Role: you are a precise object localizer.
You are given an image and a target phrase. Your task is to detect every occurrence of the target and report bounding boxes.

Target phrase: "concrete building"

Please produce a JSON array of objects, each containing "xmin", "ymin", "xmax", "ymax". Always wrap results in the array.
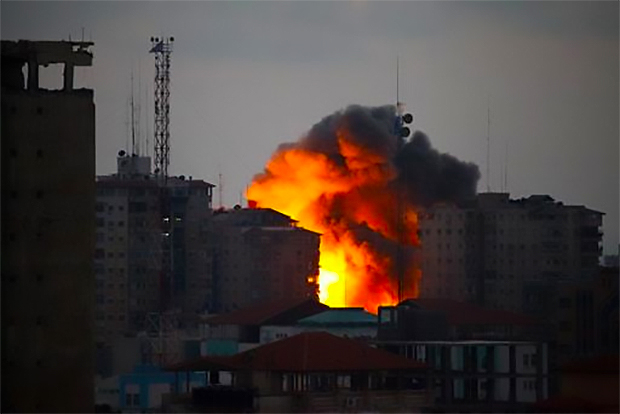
[
  {"xmin": 376, "ymin": 339, "xmax": 549, "ymax": 412},
  {"xmin": 534, "ymin": 354, "xmax": 619, "ymax": 413},
  {"xmin": 377, "ymin": 298, "xmax": 543, "ymax": 342},
  {"xmin": 95, "ymin": 154, "xmax": 215, "ymax": 363},
  {"xmin": 417, "ymin": 193, "xmax": 604, "ymax": 318},
  {"xmin": 200, "ymin": 297, "xmax": 328, "ymax": 355},
  {"xmin": 554, "ymin": 266, "xmax": 619, "ymax": 364},
  {"xmin": 167, "ymin": 332, "xmax": 431, "ymax": 413},
  {"xmin": 1, "ymin": 40, "xmax": 95, "ymax": 412},
  {"xmin": 212, "ymin": 208, "xmax": 320, "ymax": 312}
]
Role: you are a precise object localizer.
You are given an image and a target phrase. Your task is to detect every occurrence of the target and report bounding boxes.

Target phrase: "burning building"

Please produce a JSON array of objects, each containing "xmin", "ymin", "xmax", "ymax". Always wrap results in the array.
[{"xmin": 247, "ymin": 105, "xmax": 480, "ymax": 312}]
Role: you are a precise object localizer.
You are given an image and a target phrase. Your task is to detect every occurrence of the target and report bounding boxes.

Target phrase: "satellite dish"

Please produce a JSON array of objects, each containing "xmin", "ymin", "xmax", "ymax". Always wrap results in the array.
[{"xmin": 402, "ymin": 113, "xmax": 414, "ymax": 124}]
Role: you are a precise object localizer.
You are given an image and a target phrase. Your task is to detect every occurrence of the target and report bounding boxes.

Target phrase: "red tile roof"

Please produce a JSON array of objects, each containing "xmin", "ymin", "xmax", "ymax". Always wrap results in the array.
[
  {"xmin": 204, "ymin": 297, "xmax": 328, "ymax": 326},
  {"xmin": 405, "ymin": 298, "xmax": 537, "ymax": 325},
  {"xmin": 168, "ymin": 332, "xmax": 426, "ymax": 373}
]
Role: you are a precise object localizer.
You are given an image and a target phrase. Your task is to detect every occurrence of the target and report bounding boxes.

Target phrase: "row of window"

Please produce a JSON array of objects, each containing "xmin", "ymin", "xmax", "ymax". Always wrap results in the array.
[{"xmin": 94, "ymin": 249, "xmax": 126, "ymax": 259}]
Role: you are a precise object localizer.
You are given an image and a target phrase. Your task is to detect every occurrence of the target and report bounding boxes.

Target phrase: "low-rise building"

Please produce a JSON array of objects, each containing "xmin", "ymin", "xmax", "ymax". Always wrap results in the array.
[
  {"xmin": 261, "ymin": 307, "xmax": 377, "ymax": 344},
  {"xmin": 200, "ymin": 297, "xmax": 328, "ymax": 355},
  {"xmin": 166, "ymin": 331, "xmax": 431, "ymax": 413}
]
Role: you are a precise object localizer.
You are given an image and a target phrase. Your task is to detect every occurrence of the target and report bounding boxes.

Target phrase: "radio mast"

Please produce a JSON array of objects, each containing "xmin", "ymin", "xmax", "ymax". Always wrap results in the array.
[{"xmin": 149, "ymin": 36, "xmax": 174, "ymax": 181}]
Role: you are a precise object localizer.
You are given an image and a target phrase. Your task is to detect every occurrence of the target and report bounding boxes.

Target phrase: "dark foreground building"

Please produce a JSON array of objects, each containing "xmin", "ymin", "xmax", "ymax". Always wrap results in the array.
[{"xmin": 1, "ymin": 40, "xmax": 96, "ymax": 412}]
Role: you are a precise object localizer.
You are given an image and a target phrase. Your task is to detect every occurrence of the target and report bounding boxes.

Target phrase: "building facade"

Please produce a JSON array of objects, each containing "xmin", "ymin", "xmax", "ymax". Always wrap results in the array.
[
  {"xmin": 95, "ymin": 154, "xmax": 215, "ymax": 345},
  {"xmin": 212, "ymin": 208, "xmax": 320, "ymax": 312},
  {"xmin": 1, "ymin": 40, "xmax": 95, "ymax": 412},
  {"xmin": 554, "ymin": 266, "xmax": 619, "ymax": 364},
  {"xmin": 417, "ymin": 193, "xmax": 604, "ymax": 318}
]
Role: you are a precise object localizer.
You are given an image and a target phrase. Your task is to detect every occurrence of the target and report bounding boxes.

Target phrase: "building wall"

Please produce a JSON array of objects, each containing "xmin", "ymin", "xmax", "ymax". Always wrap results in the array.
[
  {"xmin": 379, "ymin": 340, "xmax": 548, "ymax": 406},
  {"xmin": 95, "ymin": 172, "xmax": 215, "ymax": 348},
  {"xmin": 417, "ymin": 194, "xmax": 603, "ymax": 319},
  {"xmin": 554, "ymin": 267, "xmax": 619, "ymax": 363},
  {"xmin": 2, "ymin": 41, "xmax": 95, "ymax": 412},
  {"xmin": 213, "ymin": 209, "xmax": 319, "ymax": 312}
]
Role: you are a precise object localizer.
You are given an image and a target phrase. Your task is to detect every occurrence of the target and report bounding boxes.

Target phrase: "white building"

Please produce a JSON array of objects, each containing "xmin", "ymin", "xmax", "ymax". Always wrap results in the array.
[{"xmin": 376, "ymin": 339, "xmax": 549, "ymax": 409}]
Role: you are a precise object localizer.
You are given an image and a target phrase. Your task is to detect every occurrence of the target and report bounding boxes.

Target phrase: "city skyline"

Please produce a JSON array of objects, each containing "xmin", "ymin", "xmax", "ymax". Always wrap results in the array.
[{"xmin": 2, "ymin": 1, "xmax": 617, "ymax": 254}]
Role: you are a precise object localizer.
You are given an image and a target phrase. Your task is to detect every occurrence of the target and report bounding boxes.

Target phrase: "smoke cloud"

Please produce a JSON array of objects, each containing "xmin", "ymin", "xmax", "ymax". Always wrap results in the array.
[{"xmin": 247, "ymin": 104, "xmax": 480, "ymax": 311}]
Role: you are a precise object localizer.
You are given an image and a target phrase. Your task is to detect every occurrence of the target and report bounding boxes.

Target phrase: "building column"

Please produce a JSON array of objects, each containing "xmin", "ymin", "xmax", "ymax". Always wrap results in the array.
[
  {"xmin": 508, "ymin": 345, "xmax": 516, "ymax": 404},
  {"xmin": 27, "ymin": 59, "xmax": 39, "ymax": 91},
  {"xmin": 63, "ymin": 62, "xmax": 74, "ymax": 91}
]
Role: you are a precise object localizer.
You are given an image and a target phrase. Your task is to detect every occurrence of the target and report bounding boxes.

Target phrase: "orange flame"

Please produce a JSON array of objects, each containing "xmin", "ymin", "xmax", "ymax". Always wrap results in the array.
[{"xmin": 247, "ymin": 123, "xmax": 421, "ymax": 312}]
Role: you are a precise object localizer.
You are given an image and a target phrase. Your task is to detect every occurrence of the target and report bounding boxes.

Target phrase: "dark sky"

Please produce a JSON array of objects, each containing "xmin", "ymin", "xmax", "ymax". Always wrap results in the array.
[{"xmin": 2, "ymin": 1, "xmax": 618, "ymax": 254}]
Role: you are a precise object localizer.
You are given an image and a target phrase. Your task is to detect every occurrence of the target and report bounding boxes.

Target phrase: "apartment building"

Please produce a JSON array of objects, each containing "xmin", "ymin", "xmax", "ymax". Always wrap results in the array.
[
  {"xmin": 554, "ymin": 266, "xmax": 619, "ymax": 363},
  {"xmin": 95, "ymin": 154, "xmax": 215, "ymax": 344},
  {"xmin": 212, "ymin": 208, "xmax": 320, "ymax": 312},
  {"xmin": 417, "ymin": 193, "xmax": 604, "ymax": 317},
  {"xmin": 1, "ymin": 40, "xmax": 95, "ymax": 412}
]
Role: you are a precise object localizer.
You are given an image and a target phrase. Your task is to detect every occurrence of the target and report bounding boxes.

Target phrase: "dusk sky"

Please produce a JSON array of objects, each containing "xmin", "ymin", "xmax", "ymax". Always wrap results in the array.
[{"xmin": 2, "ymin": 1, "xmax": 618, "ymax": 254}]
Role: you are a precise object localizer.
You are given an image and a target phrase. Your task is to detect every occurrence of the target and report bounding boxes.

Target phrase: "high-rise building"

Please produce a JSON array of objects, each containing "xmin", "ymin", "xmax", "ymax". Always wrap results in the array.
[
  {"xmin": 94, "ymin": 154, "xmax": 215, "ymax": 345},
  {"xmin": 1, "ymin": 40, "xmax": 95, "ymax": 412},
  {"xmin": 417, "ymin": 193, "xmax": 604, "ymax": 318},
  {"xmin": 212, "ymin": 208, "xmax": 320, "ymax": 312}
]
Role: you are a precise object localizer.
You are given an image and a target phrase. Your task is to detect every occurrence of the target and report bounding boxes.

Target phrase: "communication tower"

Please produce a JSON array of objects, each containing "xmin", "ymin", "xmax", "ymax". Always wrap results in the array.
[{"xmin": 149, "ymin": 36, "xmax": 174, "ymax": 181}]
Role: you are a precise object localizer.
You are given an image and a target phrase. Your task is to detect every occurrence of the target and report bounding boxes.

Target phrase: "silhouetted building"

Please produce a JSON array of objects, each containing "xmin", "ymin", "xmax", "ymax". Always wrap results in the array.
[
  {"xmin": 200, "ymin": 297, "xmax": 328, "ymax": 355},
  {"xmin": 554, "ymin": 266, "xmax": 619, "ymax": 364},
  {"xmin": 417, "ymin": 193, "xmax": 604, "ymax": 319},
  {"xmin": 166, "ymin": 332, "xmax": 431, "ymax": 413},
  {"xmin": 533, "ymin": 354, "xmax": 619, "ymax": 413},
  {"xmin": 376, "ymin": 300, "xmax": 550, "ymax": 412},
  {"xmin": 1, "ymin": 40, "xmax": 95, "ymax": 412},
  {"xmin": 212, "ymin": 208, "xmax": 320, "ymax": 312}
]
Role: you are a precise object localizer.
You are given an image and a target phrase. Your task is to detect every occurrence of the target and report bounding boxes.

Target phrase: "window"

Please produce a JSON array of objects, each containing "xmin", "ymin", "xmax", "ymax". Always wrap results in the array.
[
  {"xmin": 523, "ymin": 354, "xmax": 529, "ymax": 367},
  {"xmin": 94, "ymin": 249, "xmax": 105, "ymax": 259}
]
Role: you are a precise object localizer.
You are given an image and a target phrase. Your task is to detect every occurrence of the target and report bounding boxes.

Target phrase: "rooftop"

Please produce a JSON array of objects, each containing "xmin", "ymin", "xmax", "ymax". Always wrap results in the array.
[
  {"xmin": 168, "ymin": 331, "xmax": 426, "ymax": 373},
  {"xmin": 297, "ymin": 307, "xmax": 377, "ymax": 325},
  {"xmin": 395, "ymin": 298, "xmax": 537, "ymax": 326},
  {"xmin": 203, "ymin": 297, "xmax": 328, "ymax": 326}
]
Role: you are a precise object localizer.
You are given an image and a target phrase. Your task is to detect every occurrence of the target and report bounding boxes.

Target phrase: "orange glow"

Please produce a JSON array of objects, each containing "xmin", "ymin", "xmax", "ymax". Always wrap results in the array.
[{"xmin": 247, "ymin": 123, "xmax": 421, "ymax": 313}]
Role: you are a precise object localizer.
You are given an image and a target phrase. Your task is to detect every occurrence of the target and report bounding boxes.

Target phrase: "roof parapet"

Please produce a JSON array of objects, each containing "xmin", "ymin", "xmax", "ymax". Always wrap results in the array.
[{"xmin": 1, "ymin": 40, "xmax": 93, "ymax": 92}]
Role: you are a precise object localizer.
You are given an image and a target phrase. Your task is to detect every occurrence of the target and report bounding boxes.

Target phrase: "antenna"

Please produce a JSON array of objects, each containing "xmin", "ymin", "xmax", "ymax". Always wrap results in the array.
[
  {"xmin": 486, "ymin": 96, "xmax": 491, "ymax": 193},
  {"xmin": 124, "ymin": 94, "xmax": 130, "ymax": 155},
  {"xmin": 150, "ymin": 36, "xmax": 174, "ymax": 182},
  {"xmin": 218, "ymin": 166, "xmax": 224, "ymax": 209},
  {"xmin": 130, "ymin": 72, "xmax": 137, "ymax": 156},
  {"xmin": 396, "ymin": 55, "xmax": 399, "ymax": 105},
  {"xmin": 504, "ymin": 141, "xmax": 509, "ymax": 193},
  {"xmin": 137, "ymin": 61, "xmax": 143, "ymax": 156}
]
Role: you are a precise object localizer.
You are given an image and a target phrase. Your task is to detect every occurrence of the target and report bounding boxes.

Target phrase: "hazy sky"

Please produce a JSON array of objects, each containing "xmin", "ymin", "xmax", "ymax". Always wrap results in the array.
[{"xmin": 2, "ymin": 1, "xmax": 618, "ymax": 254}]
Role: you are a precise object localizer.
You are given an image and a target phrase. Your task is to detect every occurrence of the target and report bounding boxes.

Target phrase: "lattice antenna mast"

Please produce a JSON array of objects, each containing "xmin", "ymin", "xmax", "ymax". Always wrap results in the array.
[{"xmin": 149, "ymin": 36, "xmax": 174, "ymax": 180}]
